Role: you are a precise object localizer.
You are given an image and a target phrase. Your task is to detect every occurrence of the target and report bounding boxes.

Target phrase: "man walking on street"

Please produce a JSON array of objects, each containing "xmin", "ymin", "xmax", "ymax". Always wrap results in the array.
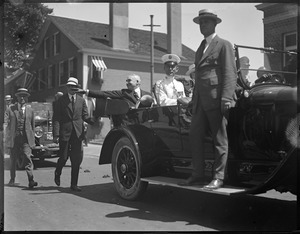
[
  {"xmin": 53, "ymin": 77, "xmax": 94, "ymax": 192},
  {"xmin": 180, "ymin": 9, "xmax": 237, "ymax": 190},
  {"xmin": 6, "ymin": 88, "xmax": 38, "ymax": 188},
  {"xmin": 4, "ymin": 94, "xmax": 13, "ymax": 156}
]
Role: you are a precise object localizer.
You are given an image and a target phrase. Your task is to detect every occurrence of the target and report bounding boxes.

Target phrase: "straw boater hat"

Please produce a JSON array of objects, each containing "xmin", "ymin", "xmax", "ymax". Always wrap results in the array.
[
  {"xmin": 15, "ymin": 88, "xmax": 30, "ymax": 97},
  {"xmin": 193, "ymin": 9, "xmax": 222, "ymax": 24},
  {"xmin": 5, "ymin": 95, "xmax": 12, "ymax": 100},
  {"xmin": 66, "ymin": 77, "xmax": 79, "ymax": 86},
  {"xmin": 186, "ymin": 64, "xmax": 195, "ymax": 76},
  {"xmin": 162, "ymin": 54, "xmax": 181, "ymax": 65}
]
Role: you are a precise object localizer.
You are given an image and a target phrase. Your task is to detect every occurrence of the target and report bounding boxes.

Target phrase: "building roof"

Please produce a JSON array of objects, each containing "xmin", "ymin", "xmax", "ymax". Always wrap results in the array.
[{"xmin": 48, "ymin": 15, "xmax": 195, "ymax": 62}]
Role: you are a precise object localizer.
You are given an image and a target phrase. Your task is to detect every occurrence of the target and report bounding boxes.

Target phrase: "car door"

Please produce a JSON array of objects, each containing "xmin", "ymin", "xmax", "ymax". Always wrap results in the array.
[{"xmin": 149, "ymin": 105, "xmax": 183, "ymax": 152}]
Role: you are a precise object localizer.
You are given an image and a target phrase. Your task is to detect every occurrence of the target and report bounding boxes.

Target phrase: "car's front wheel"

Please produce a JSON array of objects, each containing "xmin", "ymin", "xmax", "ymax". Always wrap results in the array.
[{"xmin": 111, "ymin": 137, "xmax": 148, "ymax": 200}]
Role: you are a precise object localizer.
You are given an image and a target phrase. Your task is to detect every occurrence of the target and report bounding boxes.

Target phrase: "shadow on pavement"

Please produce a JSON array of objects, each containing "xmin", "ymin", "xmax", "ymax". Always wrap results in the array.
[
  {"xmin": 4, "ymin": 158, "xmax": 71, "ymax": 170},
  {"xmin": 23, "ymin": 181, "xmax": 297, "ymax": 231}
]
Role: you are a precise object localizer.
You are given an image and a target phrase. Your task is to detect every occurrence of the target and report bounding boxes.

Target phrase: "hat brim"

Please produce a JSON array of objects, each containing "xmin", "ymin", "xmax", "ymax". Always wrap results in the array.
[
  {"xmin": 164, "ymin": 61, "xmax": 178, "ymax": 66},
  {"xmin": 66, "ymin": 82, "xmax": 79, "ymax": 87},
  {"xmin": 193, "ymin": 15, "xmax": 222, "ymax": 24},
  {"xmin": 15, "ymin": 92, "xmax": 30, "ymax": 97}
]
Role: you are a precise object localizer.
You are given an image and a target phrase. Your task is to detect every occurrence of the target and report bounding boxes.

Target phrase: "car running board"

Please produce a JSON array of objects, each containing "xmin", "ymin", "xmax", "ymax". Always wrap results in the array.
[{"xmin": 141, "ymin": 176, "xmax": 247, "ymax": 195}]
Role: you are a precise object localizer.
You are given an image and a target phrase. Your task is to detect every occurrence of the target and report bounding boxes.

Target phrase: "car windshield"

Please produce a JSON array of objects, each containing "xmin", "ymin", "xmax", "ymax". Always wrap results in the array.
[
  {"xmin": 235, "ymin": 45, "xmax": 297, "ymax": 89},
  {"xmin": 29, "ymin": 102, "xmax": 53, "ymax": 120}
]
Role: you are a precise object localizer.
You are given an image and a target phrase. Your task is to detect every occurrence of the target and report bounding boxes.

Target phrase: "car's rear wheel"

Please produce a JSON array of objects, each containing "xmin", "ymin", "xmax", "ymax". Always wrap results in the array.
[{"xmin": 111, "ymin": 137, "xmax": 148, "ymax": 200}]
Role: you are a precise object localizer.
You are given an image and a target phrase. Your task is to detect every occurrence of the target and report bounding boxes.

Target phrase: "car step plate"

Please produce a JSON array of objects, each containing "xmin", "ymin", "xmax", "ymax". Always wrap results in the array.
[{"xmin": 141, "ymin": 176, "xmax": 246, "ymax": 195}]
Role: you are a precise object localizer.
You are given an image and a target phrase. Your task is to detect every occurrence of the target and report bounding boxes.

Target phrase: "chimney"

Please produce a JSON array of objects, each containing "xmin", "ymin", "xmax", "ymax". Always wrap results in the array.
[
  {"xmin": 109, "ymin": 3, "xmax": 129, "ymax": 51},
  {"xmin": 167, "ymin": 3, "xmax": 182, "ymax": 57}
]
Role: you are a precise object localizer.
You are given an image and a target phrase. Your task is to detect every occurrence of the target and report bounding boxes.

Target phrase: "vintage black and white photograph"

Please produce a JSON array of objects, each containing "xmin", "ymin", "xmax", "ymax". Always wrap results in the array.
[{"xmin": 1, "ymin": 0, "xmax": 298, "ymax": 232}]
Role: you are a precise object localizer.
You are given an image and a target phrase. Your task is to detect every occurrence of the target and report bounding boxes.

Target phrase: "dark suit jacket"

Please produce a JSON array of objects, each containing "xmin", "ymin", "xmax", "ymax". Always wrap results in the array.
[
  {"xmin": 193, "ymin": 35, "xmax": 237, "ymax": 112},
  {"xmin": 6, "ymin": 103, "xmax": 35, "ymax": 148},
  {"xmin": 53, "ymin": 94, "xmax": 93, "ymax": 141},
  {"xmin": 88, "ymin": 88, "xmax": 151, "ymax": 108}
]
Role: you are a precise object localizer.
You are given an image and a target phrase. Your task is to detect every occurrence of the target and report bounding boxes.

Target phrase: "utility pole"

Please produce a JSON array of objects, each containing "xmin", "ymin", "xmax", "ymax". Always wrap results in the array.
[{"xmin": 143, "ymin": 15, "xmax": 160, "ymax": 93}]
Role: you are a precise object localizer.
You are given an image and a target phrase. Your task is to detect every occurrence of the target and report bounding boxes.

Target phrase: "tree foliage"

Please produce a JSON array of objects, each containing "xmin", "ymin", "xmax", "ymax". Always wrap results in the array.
[{"xmin": 4, "ymin": 2, "xmax": 53, "ymax": 69}]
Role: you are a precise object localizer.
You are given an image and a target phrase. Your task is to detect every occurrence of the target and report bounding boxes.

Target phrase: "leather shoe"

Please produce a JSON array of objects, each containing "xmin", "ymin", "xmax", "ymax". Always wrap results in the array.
[
  {"xmin": 204, "ymin": 179, "xmax": 223, "ymax": 190},
  {"xmin": 70, "ymin": 185, "xmax": 81, "ymax": 192},
  {"xmin": 8, "ymin": 179, "xmax": 15, "ymax": 186},
  {"xmin": 28, "ymin": 181, "xmax": 38, "ymax": 189},
  {"xmin": 178, "ymin": 176, "xmax": 206, "ymax": 186},
  {"xmin": 54, "ymin": 172, "xmax": 60, "ymax": 186}
]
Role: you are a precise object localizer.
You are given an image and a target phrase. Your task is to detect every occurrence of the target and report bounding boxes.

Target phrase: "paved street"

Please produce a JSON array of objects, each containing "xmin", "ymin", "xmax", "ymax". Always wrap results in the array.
[{"xmin": 4, "ymin": 143, "xmax": 297, "ymax": 231}]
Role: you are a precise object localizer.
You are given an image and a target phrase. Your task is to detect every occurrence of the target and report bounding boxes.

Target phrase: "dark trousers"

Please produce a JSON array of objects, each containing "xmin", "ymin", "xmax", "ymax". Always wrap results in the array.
[
  {"xmin": 10, "ymin": 134, "xmax": 34, "ymax": 182},
  {"xmin": 55, "ymin": 130, "xmax": 83, "ymax": 186},
  {"xmin": 189, "ymin": 105, "xmax": 229, "ymax": 180},
  {"xmin": 83, "ymin": 130, "xmax": 88, "ymax": 146}
]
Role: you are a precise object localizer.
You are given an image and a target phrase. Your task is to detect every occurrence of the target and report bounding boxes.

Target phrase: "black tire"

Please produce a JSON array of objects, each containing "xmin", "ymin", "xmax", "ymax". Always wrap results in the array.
[
  {"xmin": 111, "ymin": 137, "xmax": 148, "ymax": 200},
  {"xmin": 16, "ymin": 156, "xmax": 25, "ymax": 170}
]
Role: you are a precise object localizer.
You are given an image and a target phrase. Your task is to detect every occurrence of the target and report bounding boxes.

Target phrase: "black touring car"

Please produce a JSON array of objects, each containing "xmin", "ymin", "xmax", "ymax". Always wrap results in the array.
[{"xmin": 95, "ymin": 45, "xmax": 298, "ymax": 200}]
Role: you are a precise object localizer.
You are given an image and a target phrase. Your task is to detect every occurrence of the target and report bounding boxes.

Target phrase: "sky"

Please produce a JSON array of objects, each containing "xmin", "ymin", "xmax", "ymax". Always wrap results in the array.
[{"xmin": 44, "ymin": 2, "xmax": 265, "ymax": 81}]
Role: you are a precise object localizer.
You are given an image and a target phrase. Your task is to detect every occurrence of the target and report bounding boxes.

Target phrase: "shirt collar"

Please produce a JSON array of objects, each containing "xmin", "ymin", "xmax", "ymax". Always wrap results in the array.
[
  {"xmin": 205, "ymin": 33, "xmax": 217, "ymax": 44},
  {"xmin": 134, "ymin": 87, "xmax": 141, "ymax": 96},
  {"xmin": 165, "ymin": 75, "xmax": 174, "ymax": 80},
  {"xmin": 68, "ymin": 93, "xmax": 76, "ymax": 101},
  {"xmin": 18, "ymin": 103, "xmax": 25, "ymax": 109}
]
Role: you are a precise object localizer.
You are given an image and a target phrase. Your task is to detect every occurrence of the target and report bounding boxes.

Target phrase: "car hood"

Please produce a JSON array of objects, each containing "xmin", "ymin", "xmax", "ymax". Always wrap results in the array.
[{"xmin": 248, "ymin": 84, "xmax": 297, "ymax": 105}]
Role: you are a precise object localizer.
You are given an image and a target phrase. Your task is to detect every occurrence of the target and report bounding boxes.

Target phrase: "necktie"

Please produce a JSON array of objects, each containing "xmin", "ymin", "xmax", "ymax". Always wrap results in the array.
[
  {"xmin": 198, "ymin": 39, "xmax": 206, "ymax": 59},
  {"xmin": 19, "ymin": 107, "xmax": 24, "ymax": 117},
  {"xmin": 133, "ymin": 91, "xmax": 139, "ymax": 100},
  {"xmin": 71, "ymin": 96, "xmax": 75, "ymax": 112}
]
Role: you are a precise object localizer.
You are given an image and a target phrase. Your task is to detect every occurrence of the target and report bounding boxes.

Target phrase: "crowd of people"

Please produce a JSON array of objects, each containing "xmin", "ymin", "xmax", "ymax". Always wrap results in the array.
[{"xmin": 4, "ymin": 8, "xmax": 297, "ymax": 192}]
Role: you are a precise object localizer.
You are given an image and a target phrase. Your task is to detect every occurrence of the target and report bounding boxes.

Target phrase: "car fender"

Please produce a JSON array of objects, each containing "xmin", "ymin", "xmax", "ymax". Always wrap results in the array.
[
  {"xmin": 99, "ymin": 124, "xmax": 159, "ymax": 175},
  {"xmin": 251, "ymin": 113, "xmax": 298, "ymax": 194}
]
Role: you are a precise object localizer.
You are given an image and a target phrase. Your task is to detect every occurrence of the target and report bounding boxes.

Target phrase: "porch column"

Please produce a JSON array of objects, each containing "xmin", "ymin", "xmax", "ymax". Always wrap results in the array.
[{"xmin": 82, "ymin": 53, "xmax": 89, "ymax": 90}]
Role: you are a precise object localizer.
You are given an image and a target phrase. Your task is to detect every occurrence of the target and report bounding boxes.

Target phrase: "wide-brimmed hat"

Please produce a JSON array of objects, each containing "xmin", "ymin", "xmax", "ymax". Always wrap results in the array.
[
  {"xmin": 66, "ymin": 77, "xmax": 79, "ymax": 87},
  {"xmin": 15, "ymin": 88, "xmax": 30, "ymax": 97},
  {"xmin": 5, "ymin": 95, "xmax": 12, "ymax": 100},
  {"xmin": 162, "ymin": 54, "xmax": 181, "ymax": 65},
  {"xmin": 186, "ymin": 64, "xmax": 195, "ymax": 76},
  {"xmin": 193, "ymin": 9, "xmax": 222, "ymax": 24}
]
